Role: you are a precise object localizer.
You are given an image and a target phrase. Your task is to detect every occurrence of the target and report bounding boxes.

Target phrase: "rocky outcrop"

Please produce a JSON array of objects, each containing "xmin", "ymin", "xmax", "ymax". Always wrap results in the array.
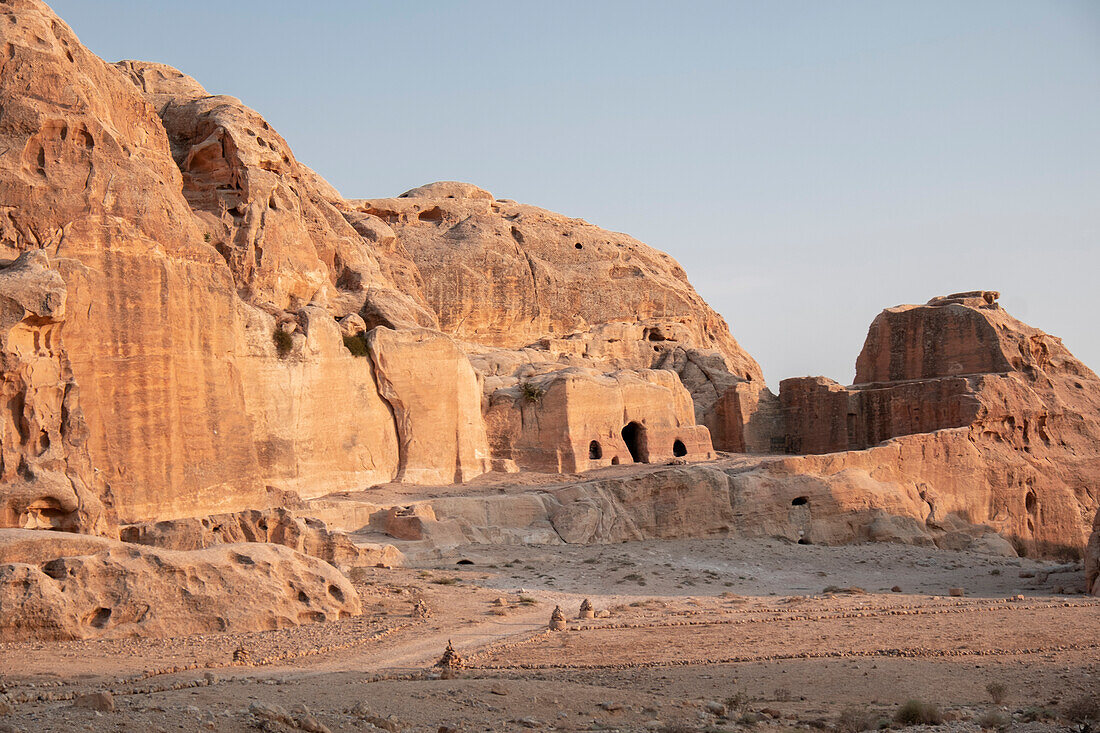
[
  {"xmin": 483, "ymin": 367, "xmax": 714, "ymax": 473},
  {"xmin": 776, "ymin": 292, "xmax": 1100, "ymax": 556},
  {"xmin": 347, "ymin": 187, "xmax": 766, "ymax": 448},
  {"xmin": 311, "ymin": 459, "xmax": 1014, "ymax": 556},
  {"xmin": 366, "ymin": 327, "xmax": 492, "ymax": 483},
  {"xmin": 1087, "ymin": 509, "xmax": 1099, "ymax": 596},
  {"xmin": 0, "ymin": 528, "xmax": 360, "ymax": 641},
  {"xmin": 120, "ymin": 506, "xmax": 369, "ymax": 568},
  {"xmin": 0, "ymin": 251, "xmax": 110, "ymax": 535}
]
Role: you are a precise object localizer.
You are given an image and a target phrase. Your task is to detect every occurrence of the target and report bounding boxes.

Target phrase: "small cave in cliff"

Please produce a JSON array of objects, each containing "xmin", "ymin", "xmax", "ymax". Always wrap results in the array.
[
  {"xmin": 672, "ymin": 439, "xmax": 687, "ymax": 457},
  {"xmin": 622, "ymin": 422, "xmax": 647, "ymax": 463},
  {"xmin": 791, "ymin": 496, "xmax": 808, "ymax": 506},
  {"xmin": 589, "ymin": 440, "xmax": 603, "ymax": 460}
]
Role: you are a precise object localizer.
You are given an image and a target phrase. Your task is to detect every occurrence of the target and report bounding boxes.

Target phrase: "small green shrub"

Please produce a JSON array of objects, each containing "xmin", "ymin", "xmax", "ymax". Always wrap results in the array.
[
  {"xmin": 203, "ymin": 232, "xmax": 211, "ymax": 242},
  {"xmin": 517, "ymin": 595, "xmax": 538, "ymax": 605},
  {"xmin": 431, "ymin": 577, "xmax": 458, "ymax": 586},
  {"xmin": 985, "ymin": 682, "xmax": 1007, "ymax": 705},
  {"xmin": 272, "ymin": 328, "xmax": 293, "ymax": 358},
  {"xmin": 519, "ymin": 381, "xmax": 545, "ymax": 403},
  {"xmin": 979, "ymin": 710, "xmax": 1010, "ymax": 730},
  {"xmin": 342, "ymin": 333, "xmax": 369, "ymax": 356},
  {"xmin": 894, "ymin": 700, "xmax": 942, "ymax": 726}
]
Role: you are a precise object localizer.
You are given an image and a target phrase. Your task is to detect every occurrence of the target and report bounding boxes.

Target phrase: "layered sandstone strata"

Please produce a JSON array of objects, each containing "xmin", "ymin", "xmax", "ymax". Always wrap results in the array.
[
  {"xmin": 1087, "ymin": 509, "xmax": 1099, "ymax": 596},
  {"xmin": 0, "ymin": 0, "xmax": 729, "ymax": 529},
  {"xmin": 775, "ymin": 292, "xmax": 1100, "ymax": 555}
]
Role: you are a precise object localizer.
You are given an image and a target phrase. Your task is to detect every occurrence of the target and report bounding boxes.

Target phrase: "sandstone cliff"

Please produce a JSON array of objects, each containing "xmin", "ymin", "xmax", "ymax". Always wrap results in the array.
[
  {"xmin": 1087, "ymin": 508, "xmax": 1100, "ymax": 596},
  {"xmin": 0, "ymin": 0, "xmax": 1097, "ymax": 576},
  {"xmin": 776, "ymin": 292, "xmax": 1100, "ymax": 556},
  {"xmin": 0, "ymin": 0, "xmax": 736, "ymax": 530}
]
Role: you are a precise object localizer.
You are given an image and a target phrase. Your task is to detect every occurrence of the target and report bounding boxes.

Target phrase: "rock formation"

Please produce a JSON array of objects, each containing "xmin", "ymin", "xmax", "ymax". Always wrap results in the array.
[
  {"xmin": 776, "ymin": 292, "xmax": 1100, "ymax": 555},
  {"xmin": 1087, "ymin": 509, "xmax": 1100, "ymax": 596},
  {"xmin": 0, "ymin": 528, "xmax": 360, "ymax": 641},
  {"xmin": 0, "ymin": 0, "xmax": 1098, "ymax": 643}
]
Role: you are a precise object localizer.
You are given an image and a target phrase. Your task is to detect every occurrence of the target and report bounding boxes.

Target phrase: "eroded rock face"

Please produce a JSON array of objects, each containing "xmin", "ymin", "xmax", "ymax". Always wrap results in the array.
[
  {"xmin": 1086, "ymin": 508, "xmax": 1099, "ymax": 596},
  {"xmin": 777, "ymin": 293, "xmax": 1100, "ymax": 555},
  {"xmin": 347, "ymin": 185, "xmax": 765, "ymax": 449},
  {"xmin": 0, "ymin": 251, "xmax": 110, "ymax": 535},
  {"xmin": 366, "ymin": 328, "xmax": 492, "ymax": 483},
  {"xmin": 0, "ymin": 1, "xmax": 267, "ymax": 521},
  {"xmin": 484, "ymin": 367, "xmax": 714, "ymax": 473},
  {"xmin": 120, "ymin": 507, "xmax": 365, "ymax": 568},
  {"xmin": 0, "ymin": 528, "xmax": 360, "ymax": 641}
]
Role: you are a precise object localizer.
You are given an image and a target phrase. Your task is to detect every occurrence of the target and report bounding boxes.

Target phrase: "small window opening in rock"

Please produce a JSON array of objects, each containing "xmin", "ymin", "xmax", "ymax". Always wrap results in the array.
[
  {"xmin": 575, "ymin": 242, "xmax": 583, "ymax": 249},
  {"xmin": 672, "ymin": 439, "xmax": 687, "ymax": 457},
  {"xmin": 610, "ymin": 456, "xmax": 620, "ymax": 465},
  {"xmin": 456, "ymin": 559, "xmax": 474, "ymax": 565},
  {"xmin": 589, "ymin": 440, "xmax": 603, "ymax": 460},
  {"xmin": 791, "ymin": 496, "xmax": 809, "ymax": 506}
]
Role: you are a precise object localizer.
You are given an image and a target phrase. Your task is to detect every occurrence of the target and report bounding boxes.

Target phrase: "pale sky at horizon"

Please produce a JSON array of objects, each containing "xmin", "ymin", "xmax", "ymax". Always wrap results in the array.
[{"xmin": 50, "ymin": 1, "xmax": 1100, "ymax": 388}]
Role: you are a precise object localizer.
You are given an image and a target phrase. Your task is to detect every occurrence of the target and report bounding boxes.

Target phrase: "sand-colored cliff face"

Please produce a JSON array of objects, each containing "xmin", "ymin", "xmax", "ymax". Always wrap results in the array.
[
  {"xmin": 777, "ymin": 292, "xmax": 1100, "ymax": 556},
  {"xmin": 0, "ymin": 1, "xmax": 268, "ymax": 521},
  {"xmin": 1087, "ymin": 508, "xmax": 1099, "ymax": 595},
  {"xmin": 348, "ymin": 184, "xmax": 760, "ymax": 381}
]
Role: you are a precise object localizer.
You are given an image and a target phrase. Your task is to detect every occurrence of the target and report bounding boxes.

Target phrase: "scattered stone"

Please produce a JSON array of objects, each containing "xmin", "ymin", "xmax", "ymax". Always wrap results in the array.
[
  {"xmin": 949, "ymin": 587, "xmax": 966, "ymax": 597},
  {"xmin": 891, "ymin": 585, "xmax": 902, "ymax": 593},
  {"xmin": 72, "ymin": 692, "xmax": 114, "ymax": 712}
]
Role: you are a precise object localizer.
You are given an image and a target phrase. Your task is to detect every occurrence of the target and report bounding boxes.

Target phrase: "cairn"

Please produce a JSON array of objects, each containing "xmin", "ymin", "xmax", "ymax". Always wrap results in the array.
[
  {"xmin": 413, "ymin": 599, "xmax": 431, "ymax": 618},
  {"xmin": 232, "ymin": 645, "xmax": 251, "ymax": 664},
  {"xmin": 578, "ymin": 598, "xmax": 595, "ymax": 619},
  {"xmin": 549, "ymin": 605, "xmax": 567, "ymax": 631},
  {"xmin": 435, "ymin": 640, "xmax": 464, "ymax": 679}
]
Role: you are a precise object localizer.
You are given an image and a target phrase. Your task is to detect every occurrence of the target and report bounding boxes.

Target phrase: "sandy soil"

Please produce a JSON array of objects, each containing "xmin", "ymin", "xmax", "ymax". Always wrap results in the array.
[{"xmin": 0, "ymin": 538, "xmax": 1097, "ymax": 732}]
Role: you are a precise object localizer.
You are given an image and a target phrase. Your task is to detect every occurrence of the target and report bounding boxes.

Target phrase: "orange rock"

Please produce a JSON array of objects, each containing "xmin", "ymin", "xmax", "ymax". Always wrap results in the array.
[
  {"xmin": 0, "ymin": 528, "xmax": 360, "ymax": 641},
  {"xmin": 1086, "ymin": 509, "xmax": 1099, "ymax": 596}
]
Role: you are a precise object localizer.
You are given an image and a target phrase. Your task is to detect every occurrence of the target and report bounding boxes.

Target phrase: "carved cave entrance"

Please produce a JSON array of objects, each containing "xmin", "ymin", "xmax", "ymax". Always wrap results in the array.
[
  {"xmin": 672, "ymin": 439, "xmax": 687, "ymax": 457},
  {"xmin": 589, "ymin": 440, "xmax": 603, "ymax": 460},
  {"xmin": 621, "ymin": 421, "xmax": 647, "ymax": 463}
]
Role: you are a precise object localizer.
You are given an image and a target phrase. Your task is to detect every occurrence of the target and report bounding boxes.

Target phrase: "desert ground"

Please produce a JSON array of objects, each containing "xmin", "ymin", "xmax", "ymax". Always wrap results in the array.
[{"xmin": 2, "ymin": 536, "xmax": 1096, "ymax": 733}]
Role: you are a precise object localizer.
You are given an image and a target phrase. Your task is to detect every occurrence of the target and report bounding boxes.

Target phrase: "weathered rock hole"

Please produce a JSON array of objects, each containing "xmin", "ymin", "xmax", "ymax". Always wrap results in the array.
[
  {"xmin": 327, "ymin": 584, "xmax": 345, "ymax": 602},
  {"xmin": 455, "ymin": 559, "xmax": 474, "ymax": 566},
  {"xmin": 672, "ymin": 439, "xmax": 687, "ymax": 457},
  {"xmin": 798, "ymin": 538, "xmax": 811, "ymax": 545},
  {"xmin": 589, "ymin": 440, "xmax": 603, "ymax": 460},
  {"xmin": 791, "ymin": 496, "xmax": 809, "ymax": 506},
  {"xmin": 574, "ymin": 242, "xmax": 583, "ymax": 249},
  {"xmin": 1025, "ymin": 490, "xmax": 1038, "ymax": 515},
  {"xmin": 298, "ymin": 611, "xmax": 325, "ymax": 624},
  {"xmin": 418, "ymin": 206, "xmax": 444, "ymax": 222},
  {"xmin": 87, "ymin": 607, "xmax": 112, "ymax": 629},
  {"xmin": 297, "ymin": 590, "xmax": 309, "ymax": 604}
]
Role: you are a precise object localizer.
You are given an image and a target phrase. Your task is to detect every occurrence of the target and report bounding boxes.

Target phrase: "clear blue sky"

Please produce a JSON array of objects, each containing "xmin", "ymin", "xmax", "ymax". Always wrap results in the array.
[{"xmin": 51, "ymin": 1, "xmax": 1100, "ymax": 387}]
